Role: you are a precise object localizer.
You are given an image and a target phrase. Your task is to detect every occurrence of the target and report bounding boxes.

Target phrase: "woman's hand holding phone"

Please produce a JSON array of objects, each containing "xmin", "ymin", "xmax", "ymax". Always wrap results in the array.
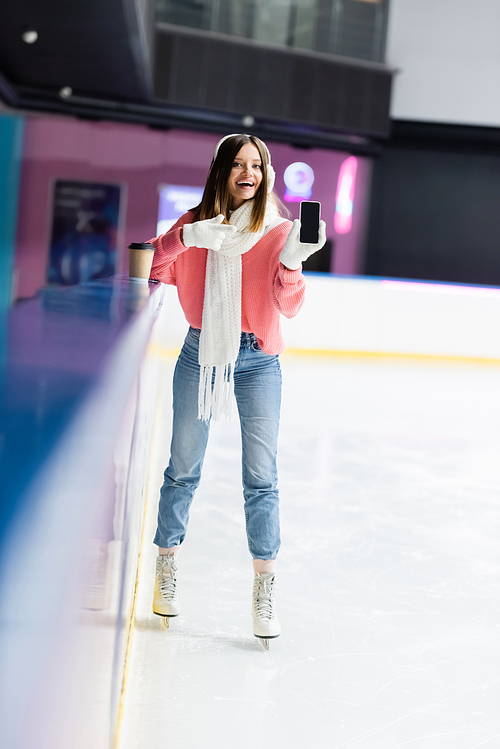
[
  {"xmin": 182, "ymin": 215, "xmax": 237, "ymax": 252},
  {"xmin": 279, "ymin": 218, "xmax": 326, "ymax": 270}
]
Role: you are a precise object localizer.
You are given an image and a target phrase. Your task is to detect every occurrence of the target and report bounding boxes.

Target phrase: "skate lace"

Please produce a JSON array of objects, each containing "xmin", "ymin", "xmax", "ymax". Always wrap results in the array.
[
  {"xmin": 157, "ymin": 558, "xmax": 178, "ymax": 601},
  {"xmin": 253, "ymin": 575, "xmax": 276, "ymax": 621}
]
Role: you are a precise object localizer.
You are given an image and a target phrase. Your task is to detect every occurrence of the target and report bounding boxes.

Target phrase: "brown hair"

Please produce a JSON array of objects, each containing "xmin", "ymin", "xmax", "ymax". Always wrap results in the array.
[{"xmin": 193, "ymin": 134, "xmax": 285, "ymax": 233}]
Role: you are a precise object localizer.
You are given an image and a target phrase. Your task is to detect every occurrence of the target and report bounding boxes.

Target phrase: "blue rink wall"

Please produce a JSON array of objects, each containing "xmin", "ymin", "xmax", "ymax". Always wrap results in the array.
[
  {"xmin": 0, "ymin": 276, "xmax": 167, "ymax": 749},
  {"xmin": 1, "ymin": 272, "xmax": 500, "ymax": 749}
]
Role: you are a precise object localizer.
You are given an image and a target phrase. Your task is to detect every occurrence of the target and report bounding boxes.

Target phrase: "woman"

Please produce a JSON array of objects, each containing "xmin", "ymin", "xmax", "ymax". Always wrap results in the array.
[{"xmin": 148, "ymin": 133, "xmax": 325, "ymax": 645}]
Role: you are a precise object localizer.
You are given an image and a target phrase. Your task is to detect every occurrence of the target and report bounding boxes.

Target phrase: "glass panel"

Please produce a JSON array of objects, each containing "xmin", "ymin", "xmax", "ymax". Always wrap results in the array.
[{"xmin": 155, "ymin": 0, "xmax": 390, "ymax": 63}]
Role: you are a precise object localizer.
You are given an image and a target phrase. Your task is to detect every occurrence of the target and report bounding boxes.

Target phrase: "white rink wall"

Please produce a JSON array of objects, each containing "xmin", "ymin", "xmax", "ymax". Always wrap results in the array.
[{"xmin": 159, "ymin": 274, "xmax": 500, "ymax": 361}]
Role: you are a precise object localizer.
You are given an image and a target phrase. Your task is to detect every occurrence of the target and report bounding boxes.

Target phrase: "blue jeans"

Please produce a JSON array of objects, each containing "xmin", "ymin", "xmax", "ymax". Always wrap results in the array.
[{"xmin": 154, "ymin": 327, "xmax": 282, "ymax": 559}]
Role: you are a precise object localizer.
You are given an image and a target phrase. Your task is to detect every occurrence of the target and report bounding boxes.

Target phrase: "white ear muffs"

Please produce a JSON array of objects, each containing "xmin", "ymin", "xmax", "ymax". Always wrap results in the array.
[
  {"xmin": 214, "ymin": 133, "xmax": 275, "ymax": 194},
  {"xmin": 266, "ymin": 165, "xmax": 275, "ymax": 193}
]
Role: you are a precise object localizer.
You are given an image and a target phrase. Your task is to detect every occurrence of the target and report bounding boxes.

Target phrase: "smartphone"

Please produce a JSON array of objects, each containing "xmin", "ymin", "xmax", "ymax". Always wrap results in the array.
[{"xmin": 299, "ymin": 201, "xmax": 321, "ymax": 244}]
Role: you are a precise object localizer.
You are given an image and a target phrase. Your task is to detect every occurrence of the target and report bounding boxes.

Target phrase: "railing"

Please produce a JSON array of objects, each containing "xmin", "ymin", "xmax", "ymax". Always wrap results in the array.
[{"xmin": 0, "ymin": 275, "xmax": 165, "ymax": 749}]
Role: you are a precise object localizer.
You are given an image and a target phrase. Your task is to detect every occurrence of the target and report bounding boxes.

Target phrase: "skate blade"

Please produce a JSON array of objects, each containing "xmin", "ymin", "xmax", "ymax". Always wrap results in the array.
[
  {"xmin": 254, "ymin": 633, "xmax": 280, "ymax": 650},
  {"xmin": 153, "ymin": 611, "xmax": 178, "ymax": 629}
]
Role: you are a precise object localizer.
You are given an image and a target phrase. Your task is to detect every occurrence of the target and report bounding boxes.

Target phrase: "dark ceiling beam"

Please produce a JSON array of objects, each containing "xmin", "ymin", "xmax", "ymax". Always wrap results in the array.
[{"xmin": 10, "ymin": 84, "xmax": 382, "ymax": 155}]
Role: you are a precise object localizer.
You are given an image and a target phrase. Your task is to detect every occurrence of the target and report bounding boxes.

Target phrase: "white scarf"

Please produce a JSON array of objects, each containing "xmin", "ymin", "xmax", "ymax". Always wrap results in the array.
[{"xmin": 198, "ymin": 199, "xmax": 281, "ymax": 421}]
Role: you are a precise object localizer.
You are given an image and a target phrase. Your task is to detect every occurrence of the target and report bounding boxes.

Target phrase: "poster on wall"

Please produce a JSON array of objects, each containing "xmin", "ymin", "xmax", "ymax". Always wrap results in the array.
[{"xmin": 47, "ymin": 180, "xmax": 122, "ymax": 286}]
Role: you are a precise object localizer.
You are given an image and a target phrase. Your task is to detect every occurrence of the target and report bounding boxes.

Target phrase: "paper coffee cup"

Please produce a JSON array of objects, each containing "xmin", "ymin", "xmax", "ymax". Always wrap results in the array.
[{"xmin": 128, "ymin": 242, "xmax": 154, "ymax": 280}]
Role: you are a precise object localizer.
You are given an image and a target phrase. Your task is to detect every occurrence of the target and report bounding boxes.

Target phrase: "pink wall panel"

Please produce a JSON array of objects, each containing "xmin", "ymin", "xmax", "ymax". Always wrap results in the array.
[{"xmin": 14, "ymin": 116, "xmax": 372, "ymax": 299}]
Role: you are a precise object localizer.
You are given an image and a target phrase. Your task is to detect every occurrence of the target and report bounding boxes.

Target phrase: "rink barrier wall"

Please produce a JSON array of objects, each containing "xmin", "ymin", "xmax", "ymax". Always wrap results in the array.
[
  {"xmin": 0, "ymin": 276, "xmax": 166, "ymax": 749},
  {"xmin": 155, "ymin": 273, "xmax": 500, "ymax": 363},
  {"xmin": 112, "ymin": 384, "xmax": 161, "ymax": 748}
]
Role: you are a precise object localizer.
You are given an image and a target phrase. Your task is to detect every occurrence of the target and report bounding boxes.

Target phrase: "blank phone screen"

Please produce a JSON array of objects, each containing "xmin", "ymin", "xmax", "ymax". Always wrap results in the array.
[{"xmin": 299, "ymin": 201, "xmax": 320, "ymax": 244}]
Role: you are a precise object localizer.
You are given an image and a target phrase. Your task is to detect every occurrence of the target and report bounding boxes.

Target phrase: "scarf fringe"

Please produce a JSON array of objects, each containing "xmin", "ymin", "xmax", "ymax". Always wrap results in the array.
[{"xmin": 198, "ymin": 363, "xmax": 234, "ymax": 422}]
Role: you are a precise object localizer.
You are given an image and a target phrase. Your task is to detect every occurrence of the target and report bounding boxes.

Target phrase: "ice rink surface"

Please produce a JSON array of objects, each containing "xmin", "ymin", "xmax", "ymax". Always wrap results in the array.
[{"xmin": 120, "ymin": 352, "xmax": 500, "ymax": 749}]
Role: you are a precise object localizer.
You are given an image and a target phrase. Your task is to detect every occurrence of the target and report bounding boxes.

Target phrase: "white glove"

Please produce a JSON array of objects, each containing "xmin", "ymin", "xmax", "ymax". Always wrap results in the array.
[
  {"xmin": 182, "ymin": 214, "xmax": 236, "ymax": 252},
  {"xmin": 279, "ymin": 219, "xmax": 327, "ymax": 270}
]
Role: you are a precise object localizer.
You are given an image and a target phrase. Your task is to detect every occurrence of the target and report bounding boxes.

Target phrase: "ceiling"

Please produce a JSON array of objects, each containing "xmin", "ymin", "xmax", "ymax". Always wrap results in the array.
[{"xmin": 0, "ymin": 0, "xmax": 390, "ymax": 153}]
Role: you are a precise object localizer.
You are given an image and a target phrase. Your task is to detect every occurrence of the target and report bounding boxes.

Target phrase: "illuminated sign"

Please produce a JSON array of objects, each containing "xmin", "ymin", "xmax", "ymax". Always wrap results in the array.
[
  {"xmin": 157, "ymin": 184, "xmax": 204, "ymax": 235},
  {"xmin": 283, "ymin": 162, "xmax": 315, "ymax": 202},
  {"xmin": 334, "ymin": 157, "xmax": 357, "ymax": 234}
]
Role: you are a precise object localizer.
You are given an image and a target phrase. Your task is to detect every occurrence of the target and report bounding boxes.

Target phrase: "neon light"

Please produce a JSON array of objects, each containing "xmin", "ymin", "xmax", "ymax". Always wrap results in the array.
[
  {"xmin": 381, "ymin": 280, "xmax": 500, "ymax": 298},
  {"xmin": 334, "ymin": 156, "xmax": 357, "ymax": 234},
  {"xmin": 283, "ymin": 162, "xmax": 315, "ymax": 202}
]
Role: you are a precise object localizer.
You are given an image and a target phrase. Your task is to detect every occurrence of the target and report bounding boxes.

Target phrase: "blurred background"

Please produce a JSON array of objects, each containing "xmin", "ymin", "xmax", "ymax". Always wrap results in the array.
[{"xmin": 1, "ymin": 2, "xmax": 500, "ymax": 748}]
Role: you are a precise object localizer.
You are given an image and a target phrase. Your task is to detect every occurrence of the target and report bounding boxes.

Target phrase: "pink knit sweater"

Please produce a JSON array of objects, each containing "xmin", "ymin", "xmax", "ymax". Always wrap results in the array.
[{"xmin": 149, "ymin": 211, "xmax": 305, "ymax": 354}]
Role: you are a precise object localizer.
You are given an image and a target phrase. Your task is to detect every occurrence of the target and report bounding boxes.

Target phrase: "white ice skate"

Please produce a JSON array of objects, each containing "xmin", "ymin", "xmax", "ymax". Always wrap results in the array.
[
  {"xmin": 252, "ymin": 573, "xmax": 281, "ymax": 650},
  {"xmin": 153, "ymin": 553, "xmax": 180, "ymax": 629}
]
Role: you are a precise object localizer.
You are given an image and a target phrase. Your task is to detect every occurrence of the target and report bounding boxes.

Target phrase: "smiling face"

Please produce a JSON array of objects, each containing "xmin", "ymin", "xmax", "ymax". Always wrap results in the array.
[{"xmin": 226, "ymin": 143, "xmax": 264, "ymax": 210}]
